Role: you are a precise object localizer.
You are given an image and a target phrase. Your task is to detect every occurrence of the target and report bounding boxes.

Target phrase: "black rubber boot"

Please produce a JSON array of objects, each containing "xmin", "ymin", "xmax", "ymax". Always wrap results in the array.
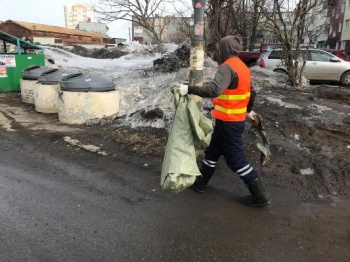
[
  {"xmin": 191, "ymin": 170, "xmax": 213, "ymax": 193},
  {"xmin": 242, "ymin": 177, "xmax": 271, "ymax": 206}
]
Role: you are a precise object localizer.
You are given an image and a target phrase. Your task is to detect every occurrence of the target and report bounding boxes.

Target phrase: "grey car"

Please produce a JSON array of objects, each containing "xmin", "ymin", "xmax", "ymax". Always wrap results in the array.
[{"xmin": 257, "ymin": 48, "xmax": 350, "ymax": 85}]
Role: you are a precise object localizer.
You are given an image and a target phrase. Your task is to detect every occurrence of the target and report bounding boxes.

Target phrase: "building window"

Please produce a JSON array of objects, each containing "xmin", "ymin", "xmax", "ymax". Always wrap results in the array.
[
  {"xmin": 346, "ymin": 20, "xmax": 350, "ymax": 30},
  {"xmin": 341, "ymin": 41, "xmax": 346, "ymax": 49},
  {"xmin": 339, "ymin": 22, "xmax": 342, "ymax": 32}
]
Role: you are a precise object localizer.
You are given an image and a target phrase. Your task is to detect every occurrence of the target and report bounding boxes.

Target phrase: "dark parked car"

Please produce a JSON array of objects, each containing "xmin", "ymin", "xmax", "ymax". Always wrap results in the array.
[{"xmin": 238, "ymin": 51, "xmax": 261, "ymax": 67}]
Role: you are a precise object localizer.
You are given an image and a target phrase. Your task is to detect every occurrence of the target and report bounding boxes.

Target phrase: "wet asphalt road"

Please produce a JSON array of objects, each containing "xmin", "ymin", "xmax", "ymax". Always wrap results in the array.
[{"xmin": 0, "ymin": 117, "xmax": 350, "ymax": 261}]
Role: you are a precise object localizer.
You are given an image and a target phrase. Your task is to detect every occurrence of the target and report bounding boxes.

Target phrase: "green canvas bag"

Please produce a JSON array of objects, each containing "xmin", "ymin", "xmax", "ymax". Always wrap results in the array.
[{"xmin": 161, "ymin": 83, "xmax": 213, "ymax": 193}]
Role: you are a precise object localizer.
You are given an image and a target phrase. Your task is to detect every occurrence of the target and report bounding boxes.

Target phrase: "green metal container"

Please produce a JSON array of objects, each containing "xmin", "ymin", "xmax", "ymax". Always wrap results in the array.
[
  {"xmin": 0, "ymin": 54, "xmax": 45, "ymax": 92},
  {"xmin": 1, "ymin": 30, "xmax": 45, "ymax": 92}
]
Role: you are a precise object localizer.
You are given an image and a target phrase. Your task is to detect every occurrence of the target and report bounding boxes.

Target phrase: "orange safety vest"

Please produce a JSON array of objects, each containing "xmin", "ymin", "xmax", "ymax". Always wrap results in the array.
[{"xmin": 212, "ymin": 57, "xmax": 251, "ymax": 122}]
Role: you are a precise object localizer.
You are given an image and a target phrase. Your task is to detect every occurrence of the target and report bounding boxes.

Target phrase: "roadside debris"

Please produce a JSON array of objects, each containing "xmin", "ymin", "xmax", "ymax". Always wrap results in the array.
[
  {"xmin": 249, "ymin": 115, "xmax": 271, "ymax": 166},
  {"xmin": 153, "ymin": 41, "xmax": 190, "ymax": 72},
  {"xmin": 64, "ymin": 136, "xmax": 108, "ymax": 156}
]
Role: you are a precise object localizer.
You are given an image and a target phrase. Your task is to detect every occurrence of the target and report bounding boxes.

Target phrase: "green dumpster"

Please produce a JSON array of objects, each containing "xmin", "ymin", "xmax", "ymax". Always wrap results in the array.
[{"xmin": 0, "ymin": 30, "xmax": 45, "ymax": 92}]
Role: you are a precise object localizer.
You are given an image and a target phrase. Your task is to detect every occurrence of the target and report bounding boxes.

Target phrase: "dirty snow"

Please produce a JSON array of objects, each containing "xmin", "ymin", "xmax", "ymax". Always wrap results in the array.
[
  {"xmin": 300, "ymin": 168, "xmax": 314, "ymax": 175},
  {"xmin": 45, "ymin": 43, "xmax": 162, "ymax": 71},
  {"xmin": 44, "ymin": 42, "xmax": 217, "ymax": 129},
  {"xmin": 310, "ymin": 104, "xmax": 332, "ymax": 112},
  {"xmin": 265, "ymin": 97, "xmax": 301, "ymax": 109},
  {"xmin": 0, "ymin": 112, "xmax": 16, "ymax": 132},
  {"xmin": 64, "ymin": 136, "xmax": 108, "ymax": 156},
  {"xmin": 293, "ymin": 134, "xmax": 300, "ymax": 140},
  {"xmin": 44, "ymin": 43, "xmax": 298, "ymax": 129}
]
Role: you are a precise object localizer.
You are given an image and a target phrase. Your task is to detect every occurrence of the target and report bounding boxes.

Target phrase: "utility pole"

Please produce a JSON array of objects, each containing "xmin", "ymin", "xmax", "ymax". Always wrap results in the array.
[{"xmin": 190, "ymin": 0, "xmax": 205, "ymax": 105}]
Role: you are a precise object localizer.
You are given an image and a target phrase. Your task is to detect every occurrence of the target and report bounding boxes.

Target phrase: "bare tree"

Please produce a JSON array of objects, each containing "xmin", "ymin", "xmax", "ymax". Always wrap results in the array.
[
  {"xmin": 93, "ymin": 0, "xmax": 170, "ymax": 52},
  {"xmin": 254, "ymin": 0, "xmax": 318, "ymax": 86},
  {"xmin": 206, "ymin": 1, "xmax": 237, "ymax": 45},
  {"xmin": 206, "ymin": 0, "xmax": 264, "ymax": 51},
  {"xmin": 172, "ymin": 0, "xmax": 193, "ymax": 41},
  {"xmin": 229, "ymin": 0, "xmax": 264, "ymax": 50}
]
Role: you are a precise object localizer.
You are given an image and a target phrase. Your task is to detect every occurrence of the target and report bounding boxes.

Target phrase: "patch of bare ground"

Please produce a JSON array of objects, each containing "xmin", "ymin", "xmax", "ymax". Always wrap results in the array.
[
  {"xmin": 98, "ymin": 126, "xmax": 168, "ymax": 156},
  {"xmin": 253, "ymin": 85, "xmax": 350, "ymax": 203},
  {"xmin": 2, "ymin": 84, "xmax": 349, "ymax": 204}
]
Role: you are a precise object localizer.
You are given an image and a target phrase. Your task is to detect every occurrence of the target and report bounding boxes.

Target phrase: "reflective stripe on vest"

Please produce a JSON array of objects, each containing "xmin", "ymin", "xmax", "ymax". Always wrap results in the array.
[
  {"xmin": 218, "ymin": 93, "xmax": 251, "ymax": 100},
  {"xmin": 214, "ymin": 105, "xmax": 247, "ymax": 114},
  {"xmin": 212, "ymin": 57, "xmax": 251, "ymax": 122}
]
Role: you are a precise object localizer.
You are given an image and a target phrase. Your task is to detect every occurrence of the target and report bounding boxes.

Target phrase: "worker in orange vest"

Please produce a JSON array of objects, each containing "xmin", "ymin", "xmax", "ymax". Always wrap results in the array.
[{"xmin": 179, "ymin": 35, "xmax": 270, "ymax": 206}]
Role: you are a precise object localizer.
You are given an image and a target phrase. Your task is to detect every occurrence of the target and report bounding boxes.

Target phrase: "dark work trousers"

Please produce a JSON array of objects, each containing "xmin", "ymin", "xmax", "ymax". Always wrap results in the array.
[{"xmin": 201, "ymin": 119, "xmax": 258, "ymax": 184}]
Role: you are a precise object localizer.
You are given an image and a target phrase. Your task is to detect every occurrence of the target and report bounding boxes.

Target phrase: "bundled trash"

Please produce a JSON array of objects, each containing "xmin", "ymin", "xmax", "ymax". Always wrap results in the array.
[{"xmin": 249, "ymin": 115, "xmax": 271, "ymax": 166}]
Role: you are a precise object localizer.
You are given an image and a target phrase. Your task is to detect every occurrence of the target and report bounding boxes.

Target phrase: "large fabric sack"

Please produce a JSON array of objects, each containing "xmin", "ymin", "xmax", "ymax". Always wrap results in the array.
[{"xmin": 161, "ymin": 83, "xmax": 213, "ymax": 193}]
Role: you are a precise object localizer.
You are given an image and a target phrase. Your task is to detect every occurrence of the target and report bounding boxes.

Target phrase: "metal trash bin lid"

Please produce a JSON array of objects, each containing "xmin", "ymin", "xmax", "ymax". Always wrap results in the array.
[
  {"xmin": 38, "ymin": 70, "xmax": 82, "ymax": 85},
  {"xmin": 22, "ymin": 66, "xmax": 58, "ymax": 80},
  {"xmin": 60, "ymin": 74, "xmax": 115, "ymax": 92}
]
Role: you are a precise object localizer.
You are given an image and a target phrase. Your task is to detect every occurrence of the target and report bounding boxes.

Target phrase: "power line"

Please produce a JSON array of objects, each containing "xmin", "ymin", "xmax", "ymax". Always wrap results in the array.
[
  {"xmin": 18, "ymin": 0, "xmax": 42, "ymax": 23},
  {"xmin": 0, "ymin": 0, "xmax": 19, "ymax": 19}
]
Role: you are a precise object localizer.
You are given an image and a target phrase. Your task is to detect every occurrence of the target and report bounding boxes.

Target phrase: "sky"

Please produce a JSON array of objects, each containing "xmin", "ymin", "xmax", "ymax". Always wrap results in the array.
[{"xmin": 0, "ymin": 0, "xmax": 130, "ymax": 40}]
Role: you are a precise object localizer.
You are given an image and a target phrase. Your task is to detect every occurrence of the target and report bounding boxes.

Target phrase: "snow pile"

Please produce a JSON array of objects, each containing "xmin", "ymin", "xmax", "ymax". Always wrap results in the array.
[
  {"xmin": 250, "ymin": 66, "xmax": 289, "ymax": 91},
  {"xmin": 68, "ymin": 45, "xmax": 129, "ymax": 59},
  {"xmin": 44, "ymin": 46, "xmax": 161, "ymax": 72},
  {"xmin": 44, "ymin": 43, "xmax": 295, "ymax": 130},
  {"xmin": 153, "ymin": 40, "xmax": 191, "ymax": 72}
]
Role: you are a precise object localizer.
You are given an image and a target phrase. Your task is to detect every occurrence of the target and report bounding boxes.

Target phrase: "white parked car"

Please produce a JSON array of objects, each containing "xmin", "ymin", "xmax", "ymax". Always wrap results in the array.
[{"xmin": 257, "ymin": 49, "xmax": 350, "ymax": 85}]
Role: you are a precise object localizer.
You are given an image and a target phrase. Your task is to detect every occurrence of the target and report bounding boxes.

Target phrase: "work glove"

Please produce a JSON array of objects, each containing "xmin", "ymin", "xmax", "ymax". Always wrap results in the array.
[
  {"xmin": 179, "ymin": 84, "xmax": 188, "ymax": 96},
  {"xmin": 247, "ymin": 110, "xmax": 257, "ymax": 120}
]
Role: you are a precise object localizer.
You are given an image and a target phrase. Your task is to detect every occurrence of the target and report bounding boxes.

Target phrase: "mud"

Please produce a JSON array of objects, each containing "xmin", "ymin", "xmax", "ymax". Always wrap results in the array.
[
  {"xmin": 252, "ymin": 84, "xmax": 350, "ymax": 203},
  {"xmin": 1, "ymin": 85, "xmax": 350, "ymax": 261},
  {"xmin": 96, "ymin": 83, "xmax": 350, "ymax": 204},
  {"xmin": 1, "ymin": 81, "xmax": 349, "ymax": 206}
]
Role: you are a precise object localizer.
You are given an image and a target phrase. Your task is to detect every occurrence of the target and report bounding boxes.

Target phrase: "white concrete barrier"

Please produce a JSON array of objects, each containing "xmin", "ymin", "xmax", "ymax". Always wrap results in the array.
[
  {"xmin": 20, "ymin": 79, "xmax": 36, "ymax": 104},
  {"xmin": 34, "ymin": 83, "xmax": 60, "ymax": 113},
  {"xmin": 58, "ymin": 90, "xmax": 120, "ymax": 124},
  {"xmin": 20, "ymin": 66, "xmax": 57, "ymax": 104}
]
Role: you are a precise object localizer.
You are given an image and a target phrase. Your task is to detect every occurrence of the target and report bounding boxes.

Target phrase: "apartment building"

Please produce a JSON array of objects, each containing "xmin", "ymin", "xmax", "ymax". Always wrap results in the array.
[
  {"xmin": 341, "ymin": 0, "xmax": 350, "ymax": 50},
  {"xmin": 257, "ymin": 11, "xmax": 294, "ymax": 45},
  {"xmin": 132, "ymin": 15, "xmax": 192, "ymax": 44},
  {"xmin": 306, "ymin": 0, "xmax": 329, "ymax": 47},
  {"xmin": 307, "ymin": 0, "xmax": 350, "ymax": 51},
  {"xmin": 64, "ymin": 3, "xmax": 96, "ymax": 29},
  {"xmin": 325, "ymin": 0, "xmax": 345, "ymax": 49}
]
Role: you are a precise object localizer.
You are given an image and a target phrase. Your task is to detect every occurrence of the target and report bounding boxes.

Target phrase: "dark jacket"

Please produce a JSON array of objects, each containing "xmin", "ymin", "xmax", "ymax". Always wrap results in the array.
[{"xmin": 188, "ymin": 36, "xmax": 256, "ymax": 112}]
